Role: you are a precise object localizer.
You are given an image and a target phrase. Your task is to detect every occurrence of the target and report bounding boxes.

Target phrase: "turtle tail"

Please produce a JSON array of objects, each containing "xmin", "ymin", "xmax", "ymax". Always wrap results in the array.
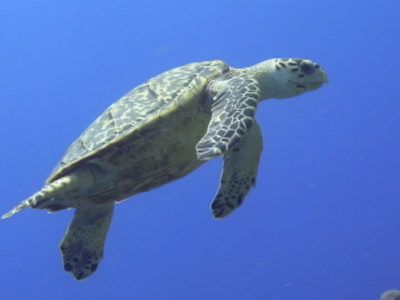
[{"xmin": 2, "ymin": 175, "xmax": 78, "ymax": 219}]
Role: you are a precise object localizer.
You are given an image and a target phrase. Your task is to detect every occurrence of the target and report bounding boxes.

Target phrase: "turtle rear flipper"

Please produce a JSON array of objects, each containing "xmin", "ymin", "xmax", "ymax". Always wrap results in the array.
[
  {"xmin": 60, "ymin": 203, "xmax": 114, "ymax": 280},
  {"xmin": 2, "ymin": 175, "xmax": 81, "ymax": 219}
]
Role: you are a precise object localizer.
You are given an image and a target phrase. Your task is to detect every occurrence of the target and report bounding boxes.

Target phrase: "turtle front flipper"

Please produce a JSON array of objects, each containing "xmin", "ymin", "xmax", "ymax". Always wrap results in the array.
[
  {"xmin": 196, "ymin": 74, "xmax": 260, "ymax": 160},
  {"xmin": 211, "ymin": 122, "xmax": 263, "ymax": 219},
  {"xmin": 60, "ymin": 203, "xmax": 114, "ymax": 280}
]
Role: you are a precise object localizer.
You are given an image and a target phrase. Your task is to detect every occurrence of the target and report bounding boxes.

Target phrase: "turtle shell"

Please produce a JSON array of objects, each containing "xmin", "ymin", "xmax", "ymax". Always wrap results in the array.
[{"xmin": 47, "ymin": 60, "xmax": 228, "ymax": 183}]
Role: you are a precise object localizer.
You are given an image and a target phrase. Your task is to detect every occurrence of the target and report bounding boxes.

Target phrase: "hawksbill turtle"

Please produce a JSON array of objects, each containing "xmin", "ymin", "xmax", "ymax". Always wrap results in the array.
[
  {"xmin": 381, "ymin": 290, "xmax": 400, "ymax": 300},
  {"xmin": 3, "ymin": 58, "xmax": 327, "ymax": 280}
]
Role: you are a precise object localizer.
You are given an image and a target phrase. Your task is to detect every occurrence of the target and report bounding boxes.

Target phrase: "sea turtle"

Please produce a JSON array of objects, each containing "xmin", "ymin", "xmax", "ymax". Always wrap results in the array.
[
  {"xmin": 3, "ymin": 58, "xmax": 327, "ymax": 280},
  {"xmin": 381, "ymin": 290, "xmax": 400, "ymax": 300}
]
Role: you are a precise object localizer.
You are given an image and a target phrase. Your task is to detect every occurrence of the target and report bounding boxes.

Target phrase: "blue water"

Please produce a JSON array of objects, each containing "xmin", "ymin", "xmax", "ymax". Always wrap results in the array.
[{"xmin": 1, "ymin": 1, "xmax": 399, "ymax": 299}]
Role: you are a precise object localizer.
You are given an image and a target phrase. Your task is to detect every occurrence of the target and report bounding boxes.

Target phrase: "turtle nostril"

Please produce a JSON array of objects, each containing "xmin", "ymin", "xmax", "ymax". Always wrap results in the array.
[{"xmin": 300, "ymin": 62, "xmax": 315, "ymax": 75}]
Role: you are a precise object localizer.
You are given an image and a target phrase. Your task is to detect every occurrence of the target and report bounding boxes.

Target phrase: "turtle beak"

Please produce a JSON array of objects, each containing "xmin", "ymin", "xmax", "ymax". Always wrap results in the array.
[
  {"xmin": 316, "ymin": 64, "xmax": 328, "ymax": 84},
  {"xmin": 308, "ymin": 64, "xmax": 328, "ymax": 89}
]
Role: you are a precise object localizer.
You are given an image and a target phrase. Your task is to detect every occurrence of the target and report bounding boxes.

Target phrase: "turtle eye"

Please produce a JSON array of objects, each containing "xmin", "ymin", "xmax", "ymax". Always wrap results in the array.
[{"xmin": 300, "ymin": 61, "xmax": 315, "ymax": 75}]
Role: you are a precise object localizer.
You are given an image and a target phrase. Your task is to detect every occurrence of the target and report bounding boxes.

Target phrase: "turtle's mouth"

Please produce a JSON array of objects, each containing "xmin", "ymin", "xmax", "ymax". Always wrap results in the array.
[
  {"xmin": 292, "ymin": 79, "xmax": 327, "ymax": 90},
  {"xmin": 292, "ymin": 69, "xmax": 328, "ymax": 87},
  {"xmin": 293, "ymin": 81, "xmax": 324, "ymax": 85}
]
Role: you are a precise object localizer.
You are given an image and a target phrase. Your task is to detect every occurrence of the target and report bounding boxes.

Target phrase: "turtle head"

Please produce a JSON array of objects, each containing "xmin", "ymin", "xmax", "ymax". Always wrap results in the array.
[{"xmin": 248, "ymin": 58, "xmax": 327, "ymax": 100}]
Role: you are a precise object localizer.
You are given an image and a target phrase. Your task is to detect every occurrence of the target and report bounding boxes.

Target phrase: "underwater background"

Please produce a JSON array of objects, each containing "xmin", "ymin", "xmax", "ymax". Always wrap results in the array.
[{"xmin": 1, "ymin": 0, "xmax": 399, "ymax": 299}]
